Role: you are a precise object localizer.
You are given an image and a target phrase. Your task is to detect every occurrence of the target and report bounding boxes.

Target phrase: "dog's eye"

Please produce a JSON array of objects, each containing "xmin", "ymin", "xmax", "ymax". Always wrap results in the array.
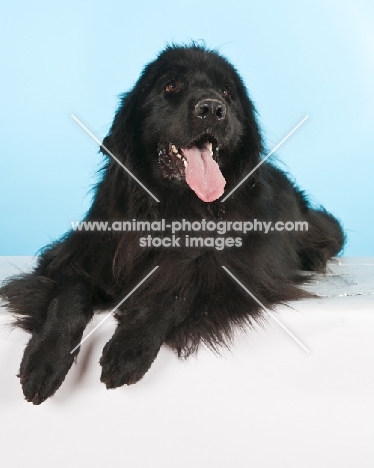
[
  {"xmin": 221, "ymin": 86, "xmax": 230, "ymax": 98},
  {"xmin": 165, "ymin": 80, "xmax": 179, "ymax": 93}
]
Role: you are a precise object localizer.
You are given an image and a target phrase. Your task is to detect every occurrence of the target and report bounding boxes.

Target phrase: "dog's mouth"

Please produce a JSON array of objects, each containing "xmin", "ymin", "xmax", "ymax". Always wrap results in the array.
[{"xmin": 158, "ymin": 136, "xmax": 226, "ymax": 202}]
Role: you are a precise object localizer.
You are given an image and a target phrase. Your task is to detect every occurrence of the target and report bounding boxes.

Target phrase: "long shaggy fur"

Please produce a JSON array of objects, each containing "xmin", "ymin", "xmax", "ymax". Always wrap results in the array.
[{"xmin": 0, "ymin": 44, "xmax": 345, "ymax": 404}]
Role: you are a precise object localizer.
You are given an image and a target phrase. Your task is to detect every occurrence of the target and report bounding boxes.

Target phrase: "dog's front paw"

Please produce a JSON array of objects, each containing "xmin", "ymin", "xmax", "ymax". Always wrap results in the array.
[
  {"xmin": 19, "ymin": 336, "xmax": 75, "ymax": 404},
  {"xmin": 100, "ymin": 335, "xmax": 160, "ymax": 389}
]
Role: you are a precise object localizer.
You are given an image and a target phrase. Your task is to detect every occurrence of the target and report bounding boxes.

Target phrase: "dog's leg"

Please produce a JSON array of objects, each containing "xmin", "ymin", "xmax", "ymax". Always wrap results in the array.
[
  {"xmin": 18, "ymin": 279, "xmax": 92, "ymax": 404},
  {"xmin": 100, "ymin": 304, "xmax": 172, "ymax": 388},
  {"xmin": 299, "ymin": 209, "xmax": 345, "ymax": 271}
]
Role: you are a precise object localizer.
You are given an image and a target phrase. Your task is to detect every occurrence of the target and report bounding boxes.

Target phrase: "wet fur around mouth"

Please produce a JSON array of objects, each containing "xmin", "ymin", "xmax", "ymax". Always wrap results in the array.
[
  {"xmin": 158, "ymin": 136, "xmax": 219, "ymax": 181},
  {"xmin": 0, "ymin": 43, "xmax": 345, "ymax": 404}
]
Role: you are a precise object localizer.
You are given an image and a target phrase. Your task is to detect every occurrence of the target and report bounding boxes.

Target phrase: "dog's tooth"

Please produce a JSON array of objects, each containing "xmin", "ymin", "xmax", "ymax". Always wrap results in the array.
[
  {"xmin": 176, "ymin": 153, "xmax": 182, "ymax": 159},
  {"xmin": 208, "ymin": 142, "xmax": 212, "ymax": 152},
  {"xmin": 183, "ymin": 160, "xmax": 187, "ymax": 167},
  {"xmin": 171, "ymin": 145, "xmax": 178, "ymax": 153}
]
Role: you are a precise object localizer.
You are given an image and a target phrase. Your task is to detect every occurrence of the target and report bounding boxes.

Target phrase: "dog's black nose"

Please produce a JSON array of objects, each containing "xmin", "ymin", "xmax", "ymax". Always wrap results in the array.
[{"xmin": 194, "ymin": 99, "xmax": 226, "ymax": 121}]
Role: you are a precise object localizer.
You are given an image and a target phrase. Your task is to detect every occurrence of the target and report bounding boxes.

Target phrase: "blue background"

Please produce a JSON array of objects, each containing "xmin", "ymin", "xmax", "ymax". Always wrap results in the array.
[{"xmin": 1, "ymin": 0, "xmax": 373, "ymax": 256}]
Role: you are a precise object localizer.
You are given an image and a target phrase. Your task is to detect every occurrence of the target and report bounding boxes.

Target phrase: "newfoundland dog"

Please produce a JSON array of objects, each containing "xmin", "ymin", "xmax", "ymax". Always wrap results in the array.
[{"xmin": 1, "ymin": 44, "xmax": 344, "ymax": 404}]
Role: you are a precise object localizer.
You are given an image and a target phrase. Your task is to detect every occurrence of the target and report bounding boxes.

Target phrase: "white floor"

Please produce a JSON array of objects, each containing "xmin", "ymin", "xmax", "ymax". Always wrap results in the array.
[{"xmin": 0, "ymin": 257, "xmax": 373, "ymax": 468}]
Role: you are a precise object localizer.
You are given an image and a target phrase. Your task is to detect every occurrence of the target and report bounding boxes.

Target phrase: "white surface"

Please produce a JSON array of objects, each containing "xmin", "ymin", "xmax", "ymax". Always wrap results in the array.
[{"xmin": 0, "ymin": 257, "xmax": 374, "ymax": 468}]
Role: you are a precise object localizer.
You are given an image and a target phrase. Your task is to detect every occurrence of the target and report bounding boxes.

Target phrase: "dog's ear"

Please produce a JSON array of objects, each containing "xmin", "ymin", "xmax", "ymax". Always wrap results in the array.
[
  {"xmin": 99, "ymin": 91, "xmax": 137, "ymax": 163},
  {"xmin": 100, "ymin": 135, "xmax": 113, "ymax": 158}
]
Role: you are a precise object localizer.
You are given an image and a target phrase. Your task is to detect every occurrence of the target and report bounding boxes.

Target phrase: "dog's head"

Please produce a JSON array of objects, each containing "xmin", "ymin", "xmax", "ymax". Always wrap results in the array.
[{"xmin": 103, "ymin": 45, "xmax": 262, "ymax": 202}]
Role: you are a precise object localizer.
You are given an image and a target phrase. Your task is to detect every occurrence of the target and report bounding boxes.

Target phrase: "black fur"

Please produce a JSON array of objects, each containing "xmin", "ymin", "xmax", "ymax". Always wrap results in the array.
[{"xmin": 0, "ymin": 44, "xmax": 345, "ymax": 404}]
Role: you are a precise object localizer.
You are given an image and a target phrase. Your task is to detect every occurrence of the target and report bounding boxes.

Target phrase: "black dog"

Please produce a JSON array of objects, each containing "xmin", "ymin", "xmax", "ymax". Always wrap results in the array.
[{"xmin": 1, "ymin": 44, "xmax": 344, "ymax": 404}]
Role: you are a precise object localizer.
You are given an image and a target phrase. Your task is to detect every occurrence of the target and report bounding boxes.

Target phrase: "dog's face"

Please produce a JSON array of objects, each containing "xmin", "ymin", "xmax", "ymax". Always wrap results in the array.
[{"xmin": 107, "ymin": 46, "xmax": 262, "ymax": 202}]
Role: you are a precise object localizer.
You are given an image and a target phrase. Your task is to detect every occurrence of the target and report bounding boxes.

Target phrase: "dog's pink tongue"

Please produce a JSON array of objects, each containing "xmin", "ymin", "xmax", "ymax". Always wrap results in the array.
[{"xmin": 181, "ymin": 144, "xmax": 226, "ymax": 202}]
